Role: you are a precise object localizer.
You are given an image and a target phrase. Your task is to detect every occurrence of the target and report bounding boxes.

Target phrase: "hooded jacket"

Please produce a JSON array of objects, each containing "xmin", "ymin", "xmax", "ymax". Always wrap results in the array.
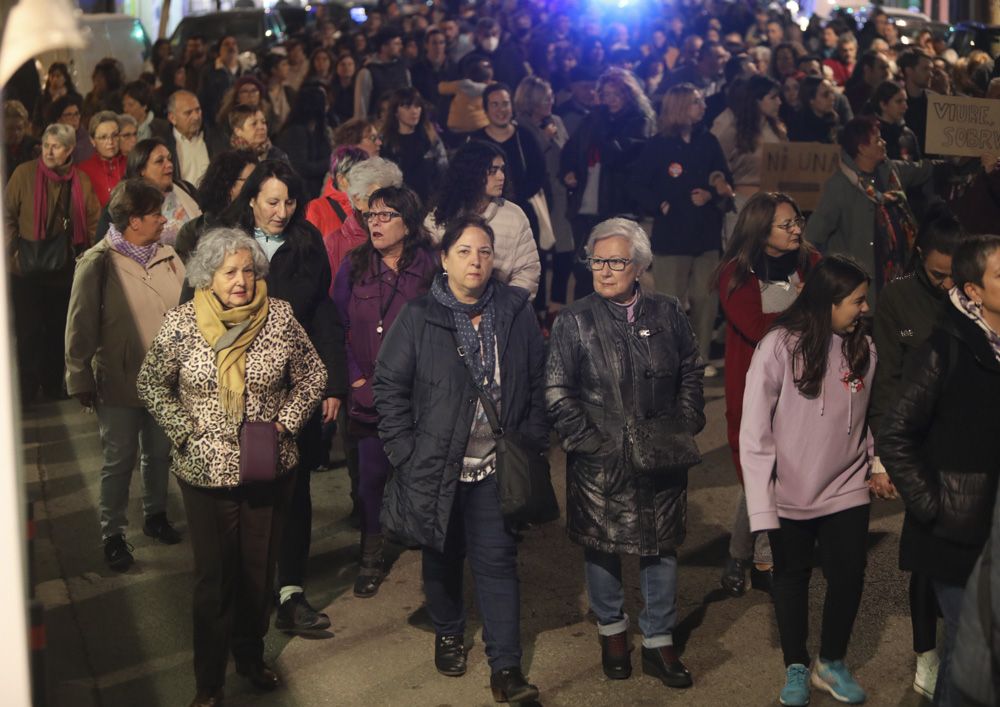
[{"xmin": 741, "ymin": 328, "xmax": 876, "ymax": 533}]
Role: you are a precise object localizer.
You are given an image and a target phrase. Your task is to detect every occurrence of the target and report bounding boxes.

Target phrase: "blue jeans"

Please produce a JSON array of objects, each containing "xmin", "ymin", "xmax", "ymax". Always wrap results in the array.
[
  {"xmin": 933, "ymin": 580, "xmax": 965, "ymax": 707},
  {"xmin": 584, "ymin": 548, "xmax": 678, "ymax": 648},
  {"xmin": 421, "ymin": 473, "xmax": 521, "ymax": 672}
]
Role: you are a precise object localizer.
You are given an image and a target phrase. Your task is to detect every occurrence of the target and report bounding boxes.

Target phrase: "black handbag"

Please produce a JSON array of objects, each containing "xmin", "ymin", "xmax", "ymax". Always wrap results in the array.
[
  {"xmin": 17, "ymin": 183, "xmax": 73, "ymax": 275},
  {"xmin": 453, "ymin": 334, "xmax": 559, "ymax": 525}
]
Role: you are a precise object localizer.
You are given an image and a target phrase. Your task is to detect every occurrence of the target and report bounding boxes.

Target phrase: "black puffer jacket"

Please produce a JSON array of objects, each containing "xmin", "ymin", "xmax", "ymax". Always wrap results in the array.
[
  {"xmin": 878, "ymin": 302, "xmax": 1000, "ymax": 585},
  {"xmin": 546, "ymin": 290, "xmax": 705, "ymax": 557},
  {"xmin": 373, "ymin": 283, "xmax": 548, "ymax": 552}
]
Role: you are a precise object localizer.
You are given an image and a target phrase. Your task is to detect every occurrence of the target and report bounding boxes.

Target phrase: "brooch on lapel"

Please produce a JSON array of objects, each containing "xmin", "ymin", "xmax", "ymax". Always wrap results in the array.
[{"xmin": 842, "ymin": 372, "xmax": 865, "ymax": 393}]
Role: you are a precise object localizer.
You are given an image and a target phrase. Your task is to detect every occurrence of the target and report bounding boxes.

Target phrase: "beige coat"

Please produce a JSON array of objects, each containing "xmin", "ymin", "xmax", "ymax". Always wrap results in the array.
[
  {"xmin": 136, "ymin": 298, "xmax": 326, "ymax": 488},
  {"xmin": 65, "ymin": 238, "xmax": 186, "ymax": 407}
]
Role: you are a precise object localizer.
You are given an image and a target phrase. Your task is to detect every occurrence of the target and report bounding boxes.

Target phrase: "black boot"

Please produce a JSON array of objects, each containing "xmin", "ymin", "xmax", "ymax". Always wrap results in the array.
[
  {"xmin": 641, "ymin": 645, "xmax": 692, "ymax": 688},
  {"xmin": 353, "ymin": 533, "xmax": 385, "ymax": 598},
  {"xmin": 490, "ymin": 667, "xmax": 539, "ymax": 703},
  {"xmin": 599, "ymin": 630, "xmax": 632, "ymax": 679},
  {"xmin": 434, "ymin": 634, "xmax": 467, "ymax": 676},
  {"xmin": 720, "ymin": 557, "xmax": 750, "ymax": 597}
]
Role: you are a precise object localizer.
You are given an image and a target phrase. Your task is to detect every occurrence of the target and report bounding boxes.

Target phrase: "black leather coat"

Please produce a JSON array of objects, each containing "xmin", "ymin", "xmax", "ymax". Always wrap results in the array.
[
  {"xmin": 373, "ymin": 283, "xmax": 548, "ymax": 552},
  {"xmin": 546, "ymin": 291, "xmax": 705, "ymax": 556},
  {"xmin": 878, "ymin": 303, "xmax": 1000, "ymax": 585}
]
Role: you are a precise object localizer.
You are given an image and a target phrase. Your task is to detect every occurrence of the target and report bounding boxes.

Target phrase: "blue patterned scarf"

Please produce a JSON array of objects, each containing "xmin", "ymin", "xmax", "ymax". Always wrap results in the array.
[{"xmin": 431, "ymin": 272, "xmax": 497, "ymax": 389}]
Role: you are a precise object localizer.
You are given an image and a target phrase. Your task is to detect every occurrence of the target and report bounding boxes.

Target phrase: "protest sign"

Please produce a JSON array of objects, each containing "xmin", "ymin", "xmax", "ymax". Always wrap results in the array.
[
  {"xmin": 759, "ymin": 142, "xmax": 841, "ymax": 211},
  {"xmin": 925, "ymin": 93, "xmax": 1000, "ymax": 157}
]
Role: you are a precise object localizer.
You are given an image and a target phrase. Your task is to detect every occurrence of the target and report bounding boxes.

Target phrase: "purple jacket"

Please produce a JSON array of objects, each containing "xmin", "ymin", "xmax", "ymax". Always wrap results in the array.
[
  {"xmin": 333, "ymin": 246, "xmax": 437, "ymax": 420},
  {"xmin": 741, "ymin": 329, "xmax": 876, "ymax": 532}
]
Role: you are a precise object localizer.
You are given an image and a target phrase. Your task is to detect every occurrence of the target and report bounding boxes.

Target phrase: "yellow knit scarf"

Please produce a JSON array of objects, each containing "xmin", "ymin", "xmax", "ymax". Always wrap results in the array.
[{"xmin": 193, "ymin": 281, "xmax": 269, "ymax": 423}]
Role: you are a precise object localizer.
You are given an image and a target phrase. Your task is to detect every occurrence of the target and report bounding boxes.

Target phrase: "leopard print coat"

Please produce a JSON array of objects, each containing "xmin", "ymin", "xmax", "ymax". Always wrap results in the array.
[{"xmin": 136, "ymin": 298, "xmax": 327, "ymax": 488}]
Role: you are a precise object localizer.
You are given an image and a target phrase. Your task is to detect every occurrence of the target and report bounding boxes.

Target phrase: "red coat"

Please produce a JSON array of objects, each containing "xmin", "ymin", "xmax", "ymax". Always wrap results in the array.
[
  {"xmin": 77, "ymin": 153, "xmax": 126, "ymax": 208},
  {"xmin": 323, "ymin": 213, "xmax": 368, "ymax": 297},
  {"xmin": 718, "ymin": 252, "xmax": 820, "ymax": 481},
  {"xmin": 305, "ymin": 178, "xmax": 353, "ymax": 242}
]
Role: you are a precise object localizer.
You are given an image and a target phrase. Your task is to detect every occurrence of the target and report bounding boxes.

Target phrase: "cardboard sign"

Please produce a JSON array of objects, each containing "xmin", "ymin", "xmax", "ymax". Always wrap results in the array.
[
  {"xmin": 925, "ymin": 93, "xmax": 1000, "ymax": 157},
  {"xmin": 759, "ymin": 142, "xmax": 841, "ymax": 211}
]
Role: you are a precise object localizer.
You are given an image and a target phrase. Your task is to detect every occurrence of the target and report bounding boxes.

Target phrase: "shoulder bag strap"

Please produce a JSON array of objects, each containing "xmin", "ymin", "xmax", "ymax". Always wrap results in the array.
[
  {"xmin": 326, "ymin": 195, "xmax": 348, "ymax": 223},
  {"xmin": 448, "ymin": 325, "xmax": 503, "ymax": 438}
]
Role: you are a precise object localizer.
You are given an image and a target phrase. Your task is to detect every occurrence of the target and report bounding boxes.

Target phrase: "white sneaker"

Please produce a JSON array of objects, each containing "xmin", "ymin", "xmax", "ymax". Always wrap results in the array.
[
  {"xmin": 704, "ymin": 364, "xmax": 719, "ymax": 378},
  {"xmin": 913, "ymin": 649, "xmax": 939, "ymax": 699}
]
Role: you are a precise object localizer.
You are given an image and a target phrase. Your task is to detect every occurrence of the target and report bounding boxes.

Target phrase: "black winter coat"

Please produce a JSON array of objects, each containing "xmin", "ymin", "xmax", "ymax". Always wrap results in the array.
[
  {"xmin": 546, "ymin": 291, "xmax": 706, "ymax": 557},
  {"xmin": 879, "ymin": 303, "xmax": 1000, "ymax": 585},
  {"xmin": 373, "ymin": 283, "xmax": 548, "ymax": 552}
]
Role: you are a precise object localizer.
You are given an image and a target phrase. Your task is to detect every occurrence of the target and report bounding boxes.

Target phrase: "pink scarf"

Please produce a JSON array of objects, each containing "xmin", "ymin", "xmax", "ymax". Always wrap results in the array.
[{"xmin": 33, "ymin": 158, "xmax": 88, "ymax": 247}]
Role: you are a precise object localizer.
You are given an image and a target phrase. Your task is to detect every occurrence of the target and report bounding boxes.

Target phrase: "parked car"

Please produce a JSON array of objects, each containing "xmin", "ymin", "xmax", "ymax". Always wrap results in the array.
[
  {"xmin": 949, "ymin": 22, "xmax": 1000, "ymax": 57},
  {"xmin": 35, "ymin": 13, "xmax": 151, "ymax": 94},
  {"xmin": 168, "ymin": 9, "xmax": 287, "ymax": 59}
]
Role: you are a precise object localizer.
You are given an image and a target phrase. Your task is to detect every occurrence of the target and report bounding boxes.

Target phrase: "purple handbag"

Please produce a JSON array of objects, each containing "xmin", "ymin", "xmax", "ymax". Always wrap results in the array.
[{"xmin": 239, "ymin": 421, "xmax": 279, "ymax": 484}]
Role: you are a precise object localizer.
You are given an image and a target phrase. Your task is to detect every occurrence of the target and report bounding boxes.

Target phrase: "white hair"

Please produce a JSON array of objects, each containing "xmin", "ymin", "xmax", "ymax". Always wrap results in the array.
[
  {"xmin": 41, "ymin": 122, "xmax": 76, "ymax": 149},
  {"xmin": 585, "ymin": 217, "xmax": 653, "ymax": 272},
  {"xmin": 346, "ymin": 157, "xmax": 403, "ymax": 204},
  {"xmin": 186, "ymin": 228, "xmax": 270, "ymax": 289}
]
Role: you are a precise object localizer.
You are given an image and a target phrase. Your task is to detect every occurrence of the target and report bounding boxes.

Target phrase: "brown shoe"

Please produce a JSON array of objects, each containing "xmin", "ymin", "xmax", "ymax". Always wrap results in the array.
[
  {"xmin": 235, "ymin": 661, "xmax": 281, "ymax": 691},
  {"xmin": 189, "ymin": 688, "xmax": 223, "ymax": 706},
  {"xmin": 642, "ymin": 645, "xmax": 692, "ymax": 688},
  {"xmin": 599, "ymin": 630, "xmax": 632, "ymax": 679}
]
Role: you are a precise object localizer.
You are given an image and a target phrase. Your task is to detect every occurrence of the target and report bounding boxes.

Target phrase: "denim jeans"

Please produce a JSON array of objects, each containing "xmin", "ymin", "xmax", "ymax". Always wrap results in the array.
[
  {"xmin": 95, "ymin": 405, "xmax": 171, "ymax": 540},
  {"xmin": 421, "ymin": 473, "xmax": 521, "ymax": 672},
  {"xmin": 584, "ymin": 548, "xmax": 679, "ymax": 648},
  {"xmin": 933, "ymin": 580, "xmax": 966, "ymax": 707}
]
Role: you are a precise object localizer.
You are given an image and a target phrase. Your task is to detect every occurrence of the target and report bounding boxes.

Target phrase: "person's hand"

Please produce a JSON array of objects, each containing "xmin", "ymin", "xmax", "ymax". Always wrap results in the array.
[
  {"xmin": 351, "ymin": 378, "xmax": 367, "ymax": 389},
  {"xmin": 75, "ymin": 392, "xmax": 96, "ymax": 409},
  {"xmin": 795, "ymin": 280, "xmax": 805, "ymax": 294},
  {"xmin": 869, "ymin": 473, "xmax": 898, "ymax": 500},
  {"xmin": 690, "ymin": 188, "xmax": 712, "ymax": 207},
  {"xmin": 659, "ymin": 201, "xmax": 670, "ymax": 215},
  {"xmin": 322, "ymin": 397, "xmax": 341, "ymax": 424},
  {"xmin": 275, "ymin": 421, "xmax": 288, "ymax": 435},
  {"xmin": 716, "ymin": 181, "xmax": 734, "ymax": 198},
  {"xmin": 543, "ymin": 121, "xmax": 559, "ymax": 139},
  {"xmin": 563, "ymin": 172, "xmax": 578, "ymax": 188},
  {"xmin": 981, "ymin": 153, "xmax": 1000, "ymax": 173}
]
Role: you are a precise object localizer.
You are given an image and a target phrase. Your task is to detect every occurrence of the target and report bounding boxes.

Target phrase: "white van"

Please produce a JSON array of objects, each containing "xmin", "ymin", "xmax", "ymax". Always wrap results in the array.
[{"xmin": 35, "ymin": 13, "xmax": 151, "ymax": 94}]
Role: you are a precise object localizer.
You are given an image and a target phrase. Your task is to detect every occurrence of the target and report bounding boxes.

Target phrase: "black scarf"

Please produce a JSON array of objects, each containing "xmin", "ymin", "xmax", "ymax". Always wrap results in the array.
[
  {"xmin": 753, "ymin": 250, "xmax": 799, "ymax": 284},
  {"xmin": 431, "ymin": 273, "xmax": 498, "ymax": 389}
]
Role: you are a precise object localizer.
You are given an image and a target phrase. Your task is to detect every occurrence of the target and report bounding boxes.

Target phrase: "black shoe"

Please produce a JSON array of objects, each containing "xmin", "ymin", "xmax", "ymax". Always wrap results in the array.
[
  {"xmin": 235, "ymin": 661, "xmax": 280, "ymax": 691},
  {"xmin": 490, "ymin": 667, "xmax": 539, "ymax": 703},
  {"xmin": 275, "ymin": 592, "xmax": 331, "ymax": 633},
  {"xmin": 641, "ymin": 645, "xmax": 693, "ymax": 688},
  {"xmin": 353, "ymin": 533, "xmax": 385, "ymax": 598},
  {"xmin": 188, "ymin": 688, "xmax": 224, "ymax": 707},
  {"xmin": 143, "ymin": 513, "xmax": 182, "ymax": 545},
  {"xmin": 353, "ymin": 568, "xmax": 385, "ymax": 598},
  {"xmin": 751, "ymin": 565, "xmax": 774, "ymax": 594},
  {"xmin": 103, "ymin": 534, "xmax": 134, "ymax": 571},
  {"xmin": 599, "ymin": 630, "xmax": 632, "ymax": 679},
  {"xmin": 434, "ymin": 634, "xmax": 467, "ymax": 677},
  {"xmin": 720, "ymin": 557, "xmax": 750, "ymax": 597}
]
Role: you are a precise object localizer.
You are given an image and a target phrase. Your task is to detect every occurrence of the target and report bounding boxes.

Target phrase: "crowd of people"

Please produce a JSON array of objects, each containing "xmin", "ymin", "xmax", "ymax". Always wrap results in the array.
[{"xmin": 5, "ymin": 0, "xmax": 1000, "ymax": 705}]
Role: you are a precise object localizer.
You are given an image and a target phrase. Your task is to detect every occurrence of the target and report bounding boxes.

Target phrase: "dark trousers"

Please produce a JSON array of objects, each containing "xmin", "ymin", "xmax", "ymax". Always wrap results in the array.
[
  {"xmin": 421, "ymin": 473, "xmax": 521, "ymax": 672},
  {"xmin": 767, "ymin": 504, "xmax": 870, "ymax": 667},
  {"xmin": 277, "ymin": 412, "xmax": 322, "ymax": 589},
  {"xmin": 357, "ymin": 435, "xmax": 393, "ymax": 536},
  {"xmin": 911, "ymin": 571, "xmax": 940, "ymax": 653},
  {"xmin": 11, "ymin": 272, "xmax": 72, "ymax": 398},
  {"xmin": 539, "ymin": 250, "xmax": 575, "ymax": 309},
  {"xmin": 180, "ymin": 474, "xmax": 294, "ymax": 691},
  {"xmin": 571, "ymin": 215, "xmax": 601, "ymax": 300}
]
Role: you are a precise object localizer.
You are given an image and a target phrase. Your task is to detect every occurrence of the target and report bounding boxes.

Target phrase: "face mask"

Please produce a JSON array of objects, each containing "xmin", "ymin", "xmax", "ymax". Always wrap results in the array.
[{"xmin": 482, "ymin": 37, "xmax": 500, "ymax": 52}]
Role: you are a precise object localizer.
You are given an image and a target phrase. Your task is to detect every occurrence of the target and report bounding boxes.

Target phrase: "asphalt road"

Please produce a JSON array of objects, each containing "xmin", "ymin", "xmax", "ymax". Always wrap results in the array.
[{"xmin": 25, "ymin": 373, "xmax": 931, "ymax": 707}]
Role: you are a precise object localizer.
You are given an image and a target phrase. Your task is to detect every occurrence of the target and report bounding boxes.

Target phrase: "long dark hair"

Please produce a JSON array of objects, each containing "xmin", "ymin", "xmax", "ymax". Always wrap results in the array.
[
  {"xmin": 195, "ymin": 149, "xmax": 257, "ymax": 216},
  {"xmin": 381, "ymin": 87, "xmax": 438, "ymax": 154},
  {"xmin": 715, "ymin": 191, "xmax": 815, "ymax": 295},
  {"xmin": 431, "ymin": 140, "xmax": 505, "ymax": 227},
  {"xmin": 862, "ymin": 80, "xmax": 903, "ymax": 118},
  {"xmin": 774, "ymin": 255, "xmax": 871, "ymax": 397},
  {"xmin": 735, "ymin": 75, "xmax": 783, "ymax": 154},
  {"xmin": 348, "ymin": 185, "xmax": 433, "ymax": 283},
  {"xmin": 220, "ymin": 159, "xmax": 306, "ymax": 233}
]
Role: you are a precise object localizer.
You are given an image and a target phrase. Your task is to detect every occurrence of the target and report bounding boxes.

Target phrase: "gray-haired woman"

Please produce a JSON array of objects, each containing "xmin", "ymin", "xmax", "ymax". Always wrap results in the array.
[
  {"xmin": 546, "ymin": 217, "xmax": 705, "ymax": 689},
  {"xmin": 4, "ymin": 121, "xmax": 100, "ymax": 401},
  {"xmin": 136, "ymin": 227, "xmax": 326, "ymax": 707}
]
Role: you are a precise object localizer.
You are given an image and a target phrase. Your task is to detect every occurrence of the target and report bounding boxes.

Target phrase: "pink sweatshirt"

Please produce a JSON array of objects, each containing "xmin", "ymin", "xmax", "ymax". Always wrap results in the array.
[{"xmin": 741, "ymin": 329, "xmax": 876, "ymax": 532}]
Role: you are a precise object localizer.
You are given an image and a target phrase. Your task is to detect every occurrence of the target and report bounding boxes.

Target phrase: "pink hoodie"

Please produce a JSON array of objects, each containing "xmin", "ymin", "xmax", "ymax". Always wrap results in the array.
[{"xmin": 741, "ymin": 329, "xmax": 876, "ymax": 533}]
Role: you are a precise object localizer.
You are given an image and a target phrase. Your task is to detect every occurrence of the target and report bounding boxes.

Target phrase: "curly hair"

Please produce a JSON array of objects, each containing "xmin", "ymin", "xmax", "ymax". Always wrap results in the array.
[
  {"xmin": 430, "ymin": 140, "xmax": 505, "ymax": 227},
  {"xmin": 596, "ymin": 67, "xmax": 655, "ymax": 124},
  {"xmin": 186, "ymin": 227, "xmax": 270, "ymax": 289},
  {"xmin": 348, "ymin": 185, "xmax": 433, "ymax": 283},
  {"xmin": 195, "ymin": 150, "xmax": 258, "ymax": 216}
]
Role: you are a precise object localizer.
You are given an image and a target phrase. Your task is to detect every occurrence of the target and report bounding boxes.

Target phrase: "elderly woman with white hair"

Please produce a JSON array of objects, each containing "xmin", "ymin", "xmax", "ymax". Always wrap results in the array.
[
  {"xmin": 546, "ymin": 217, "xmax": 705, "ymax": 690},
  {"xmin": 136, "ymin": 227, "xmax": 326, "ymax": 707},
  {"xmin": 4, "ymin": 121, "xmax": 100, "ymax": 401}
]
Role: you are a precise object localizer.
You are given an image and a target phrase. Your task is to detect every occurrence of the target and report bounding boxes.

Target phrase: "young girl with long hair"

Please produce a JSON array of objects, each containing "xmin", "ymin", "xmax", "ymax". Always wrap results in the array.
[
  {"xmin": 741, "ymin": 255, "xmax": 875, "ymax": 707},
  {"xmin": 379, "ymin": 87, "xmax": 447, "ymax": 204},
  {"xmin": 715, "ymin": 191, "xmax": 819, "ymax": 598}
]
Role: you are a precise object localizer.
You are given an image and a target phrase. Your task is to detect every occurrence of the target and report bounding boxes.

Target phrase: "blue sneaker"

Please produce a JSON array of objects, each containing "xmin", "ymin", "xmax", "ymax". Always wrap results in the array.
[
  {"xmin": 812, "ymin": 659, "xmax": 866, "ymax": 704},
  {"xmin": 780, "ymin": 663, "xmax": 811, "ymax": 706}
]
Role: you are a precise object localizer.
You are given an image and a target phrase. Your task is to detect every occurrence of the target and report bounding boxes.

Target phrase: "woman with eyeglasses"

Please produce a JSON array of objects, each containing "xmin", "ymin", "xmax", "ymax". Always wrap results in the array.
[
  {"xmin": 78, "ymin": 111, "xmax": 127, "ymax": 208},
  {"xmin": 546, "ymin": 217, "xmax": 705, "ymax": 691},
  {"xmin": 713, "ymin": 192, "xmax": 819, "ymax": 599},
  {"xmin": 332, "ymin": 185, "xmax": 437, "ymax": 598}
]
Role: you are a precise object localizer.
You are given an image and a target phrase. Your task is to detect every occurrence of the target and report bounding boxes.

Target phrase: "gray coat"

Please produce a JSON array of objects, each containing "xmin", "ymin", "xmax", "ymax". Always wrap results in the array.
[{"xmin": 803, "ymin": 152, "xmax": 933, "ymax": 302}]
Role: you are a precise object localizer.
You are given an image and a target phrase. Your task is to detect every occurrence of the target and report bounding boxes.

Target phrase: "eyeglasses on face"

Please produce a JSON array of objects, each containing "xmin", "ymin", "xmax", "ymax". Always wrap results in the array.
[
  {"xmin": 586, "ymin": 257, "xmax": 632, "ymax": 271},
  {"xmin": 773, "ymin": 217, "xmax": 806, "ymax": 232},
  {"xmin": 362, "ymin": 210, "xmax": 401, "ymax": 223},
  {"xmin": 95, "ymin": 132, "xmax": 120, "ymax": 142},
  {"xmin": 119, "ymin": 131, "xmax": 138, "ymax": 139}
]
